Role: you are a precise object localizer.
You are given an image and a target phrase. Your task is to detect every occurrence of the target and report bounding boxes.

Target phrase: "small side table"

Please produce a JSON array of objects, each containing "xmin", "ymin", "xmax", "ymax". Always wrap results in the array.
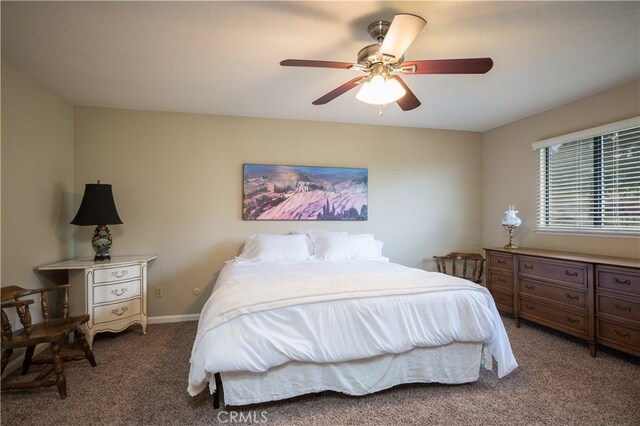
[{"xmin": 39, "ymin": 255, "xmax": 157, "ymax": 348}]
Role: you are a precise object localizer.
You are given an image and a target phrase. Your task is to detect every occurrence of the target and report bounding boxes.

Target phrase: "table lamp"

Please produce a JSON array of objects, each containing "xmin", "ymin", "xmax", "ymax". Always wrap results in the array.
[
  {"xmin": 501, "ymin": 205, "xmax": 521, "ymax": 249},
  {"xmin": 71, "ymin": 181, "xmax": 123, "ymax": 261}
]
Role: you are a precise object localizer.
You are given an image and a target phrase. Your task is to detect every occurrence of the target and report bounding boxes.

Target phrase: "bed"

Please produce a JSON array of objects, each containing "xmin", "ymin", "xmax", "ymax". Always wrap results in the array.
[{"xmin": 188, "ymin": 232, "xmax": 517, "ymax": 406}]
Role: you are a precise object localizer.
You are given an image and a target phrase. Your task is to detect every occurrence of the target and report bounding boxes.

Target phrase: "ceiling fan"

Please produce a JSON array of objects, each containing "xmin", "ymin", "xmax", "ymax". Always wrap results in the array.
[{"xmin": 280, "ymin": 13, "xmax": 493, "ymax": 111}]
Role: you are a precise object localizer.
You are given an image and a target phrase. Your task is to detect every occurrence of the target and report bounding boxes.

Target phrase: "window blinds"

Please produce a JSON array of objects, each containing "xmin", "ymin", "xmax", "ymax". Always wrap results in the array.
[{"xmin": 536, "ymin": 122, "xmax": 640, "ymax": 234}]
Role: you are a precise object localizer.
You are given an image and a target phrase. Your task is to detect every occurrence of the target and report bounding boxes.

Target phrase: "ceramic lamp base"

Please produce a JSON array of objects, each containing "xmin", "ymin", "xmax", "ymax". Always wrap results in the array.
[{"xmin": 92, "ymin": 225, "xmax": 113, "ymax": 261}]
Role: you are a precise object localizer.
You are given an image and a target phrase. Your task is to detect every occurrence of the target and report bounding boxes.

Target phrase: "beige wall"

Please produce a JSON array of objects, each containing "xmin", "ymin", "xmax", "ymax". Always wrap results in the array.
[
  {"xmin": 74, "ymin": 107, "xmax": 484, "ymax": 316},
  {"xmin": 1, "ymin": 59, "xmax": 74, "ymax": 290},
  {"xmin": 483, "ymin": 80, "xmax": 640, "ymax": 259}
]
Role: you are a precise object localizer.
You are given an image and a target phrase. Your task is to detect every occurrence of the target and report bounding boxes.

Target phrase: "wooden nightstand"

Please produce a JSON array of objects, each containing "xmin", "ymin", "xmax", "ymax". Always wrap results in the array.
[{"xmin": 39, "ymin": 255, "xmax": 157, "ymax": 348}]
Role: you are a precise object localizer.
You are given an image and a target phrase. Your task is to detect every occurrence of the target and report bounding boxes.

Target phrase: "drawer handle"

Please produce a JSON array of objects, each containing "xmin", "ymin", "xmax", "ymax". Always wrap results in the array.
[
  {"xmin": 497, "ymin": 259, "xmax": 507, "ymax": 265},
  {"xmin": 613, "ymin": 329, "xmax": 631, "ymax": 339},
  {"xmin": 111, "ymin": 288, "xmax": 128, "ymax": 297},
  {"xmin": 613, "ymin": 277, "xmax": 631, "ymax": 286},
  {"xmin": 524, "ymin": 284, "xmax": 535, "ymax": 290},
  {"xmin": 111, "ymin": 270, "xmax": 128, "ymax": 279},
  {"xmin": 523, "ymin": 264, "xmax": 534, "ymax": 270},
  {"xmin": 497, "ymin": 277, "xmax": 506, "ymax": 283},
  {"xmin": 614, "ymin": 303, "xmax": 631, "ymax": 313},
  {"xmin": 564, "ymin": 270, "xmax": 578, "ymax": 277},
  {"xmin": 565, "ymin": 293, "xmax": 579, "ymax": 301},
  {"xmin": 524, "ymin": 303, "xmax": 535, "ymax": 311},
  {"xmin": 111, "ymin": 307, "xmax": 129, "ymax": 316},
  {"xmin": 565, "ymin": 316, "xmax": 580, "ymax": 324}
]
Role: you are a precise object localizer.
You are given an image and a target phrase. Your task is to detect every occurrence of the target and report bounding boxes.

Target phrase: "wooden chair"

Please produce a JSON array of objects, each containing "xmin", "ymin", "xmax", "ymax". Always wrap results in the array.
[
  {"xmin": 433, "ymin": 252, "xmax": 485, "ymax": 284},
  {"xmin": 1, "ymin": 284, "xmax": 97, "ymax": 399}
]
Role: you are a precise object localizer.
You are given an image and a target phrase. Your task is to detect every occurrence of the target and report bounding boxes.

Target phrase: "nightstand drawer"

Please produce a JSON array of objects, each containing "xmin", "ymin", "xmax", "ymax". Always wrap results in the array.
[
  {"xmin": 519, "ymin": 278, "xmax": 586, "ymax": 310},
  {"xmin": 94, "ymin": 279, "xmax": 141, "ymax": 304},
  {"xmin": 94, "ymin": 264, "xmax": 141, "ymax": 284},
  {"xmin": 518, "ymin": 257, "xmax": 586, "ymax": 287},
  {"xmin": 94, "ymin": 298, "xmax": 141, "ymax": 325}
]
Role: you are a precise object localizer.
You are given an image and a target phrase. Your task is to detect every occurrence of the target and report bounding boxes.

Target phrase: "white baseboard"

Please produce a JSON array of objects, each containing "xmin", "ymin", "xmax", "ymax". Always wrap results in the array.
[{"xmin": 148, "ymin": 314, "xmax": 200, "ymax": 324}]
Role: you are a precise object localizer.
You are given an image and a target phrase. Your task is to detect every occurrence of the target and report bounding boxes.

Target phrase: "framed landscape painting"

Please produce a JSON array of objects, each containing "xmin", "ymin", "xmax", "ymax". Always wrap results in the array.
[{"xmin": 242, "ymin": 164, "xmax": 368, "ymax": 221}]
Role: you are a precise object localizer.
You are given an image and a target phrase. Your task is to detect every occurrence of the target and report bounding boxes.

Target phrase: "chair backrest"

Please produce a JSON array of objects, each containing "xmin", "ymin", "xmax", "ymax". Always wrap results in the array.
[{"xmin": 433, "ymin": 252, "xmax": 485, "ymax": 284}]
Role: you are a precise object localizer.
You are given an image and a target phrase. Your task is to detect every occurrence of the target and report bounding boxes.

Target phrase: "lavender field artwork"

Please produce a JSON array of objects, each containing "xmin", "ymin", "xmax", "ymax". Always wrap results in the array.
[{"xmin": 243, "ymin": 164, "xmax": 368, "ymax": 221}]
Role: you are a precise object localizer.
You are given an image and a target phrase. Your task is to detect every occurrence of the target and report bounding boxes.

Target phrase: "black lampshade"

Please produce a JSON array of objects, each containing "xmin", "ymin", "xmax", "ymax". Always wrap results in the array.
[{"xmin": 71, "ymin": 183, "xmax": 123, "ymax": 226}]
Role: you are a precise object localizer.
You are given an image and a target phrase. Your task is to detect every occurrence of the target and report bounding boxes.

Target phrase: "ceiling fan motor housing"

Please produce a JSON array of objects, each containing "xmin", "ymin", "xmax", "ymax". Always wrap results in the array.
[{"xmin": 359, "ymin": 20, "xmax": 404, "ymax": 66}]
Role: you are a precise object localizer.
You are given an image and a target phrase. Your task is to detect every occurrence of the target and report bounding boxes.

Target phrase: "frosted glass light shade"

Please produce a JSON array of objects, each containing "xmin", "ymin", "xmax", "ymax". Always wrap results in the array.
[{"xmin": 356, "ymin": 75, "xmax": 406, "ymax": 105}]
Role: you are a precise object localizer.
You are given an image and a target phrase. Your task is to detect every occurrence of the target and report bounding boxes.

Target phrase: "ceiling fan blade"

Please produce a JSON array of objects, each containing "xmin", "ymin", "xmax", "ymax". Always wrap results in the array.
[
  {"xmin": 379, "ymin": 14, "xmax": 426, "ymax": 63},
  {"xmin": 312, "ymin": 77, "xmax": 366, "ymax": 105},
  {"xmin": 391, "ymin": 76, "xmax": 421, "ymax": 111},
  {"xmin": 401, "ymin": 58, "xmax": 494, "ymax": 74},
  {"xmin": 280, "ymin": 59, "xmax": 355, "ymax": 69}
]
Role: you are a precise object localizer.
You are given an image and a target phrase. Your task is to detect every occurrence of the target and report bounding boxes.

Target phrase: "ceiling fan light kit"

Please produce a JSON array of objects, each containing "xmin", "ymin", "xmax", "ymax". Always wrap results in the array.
[{"xmin": 280, "ymin": 13, "xmax": 493, "ymax": 112}]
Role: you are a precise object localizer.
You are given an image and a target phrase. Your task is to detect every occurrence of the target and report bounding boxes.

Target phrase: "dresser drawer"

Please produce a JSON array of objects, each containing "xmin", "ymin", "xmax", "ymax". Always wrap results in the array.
[
  {"xmin": 487, "ymin": 271, "xmax": 513, "ymax": 291},
  {"xmin": 490, "ymin": 289, "xmax": 513, "ymax": 312},
  {"xmin": 597, "ymin": 319, "xmax": 640, "ymax": 350},
  {"xmin": 597, "ymin": 294, "xmax": 640, "ymax": 323},
  {"xmin": 488, "ymin": 253, "xmax": 513, "ymax": 272},
  {"xmin": 519, "ymin": 278, "xmax": 586, "ymax": 310},
  {"xmin": 520, "ymin": 298, "xmax": 587, "ymax": 334},
  {"xmin": 94, "ymin": 264, "xmax": 141, "ymax": 284},
  {"xmin": 93, "ymin": 298, "xmax": 141, "ymax": 325},
  {"xmin": 518, "ymin": 257, "xmax": 586, "ymax": 287},
  {"xmin": 597, "ymin": 267, "xmax": 640, "ymax": 295},
  {"xmin": 93, "ymin": 279, "xmax": 141, "ymax": 305}
]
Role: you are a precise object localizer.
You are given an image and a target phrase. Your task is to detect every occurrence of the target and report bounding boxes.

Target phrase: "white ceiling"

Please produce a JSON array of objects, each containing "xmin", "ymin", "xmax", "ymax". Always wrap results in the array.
[{"xmin": 2, "ymin": 1, "xmax": 639, "ymax": 132}]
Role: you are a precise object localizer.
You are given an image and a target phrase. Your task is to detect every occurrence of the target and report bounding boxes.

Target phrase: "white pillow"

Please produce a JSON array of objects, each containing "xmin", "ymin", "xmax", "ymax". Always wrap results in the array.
[
  {"xmin": 237, "ymin": 234, "xmax": 311, "ymax": 263},
  {"xmin": 308, "ymin": 230, "xmax": 387, "ymax": 261}
]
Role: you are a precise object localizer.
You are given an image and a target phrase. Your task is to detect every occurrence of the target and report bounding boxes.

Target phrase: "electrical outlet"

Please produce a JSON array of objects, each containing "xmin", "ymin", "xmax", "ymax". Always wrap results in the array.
[{"xmin": 155, "ymin": 287, "xmax": 164, "ymax": 298}]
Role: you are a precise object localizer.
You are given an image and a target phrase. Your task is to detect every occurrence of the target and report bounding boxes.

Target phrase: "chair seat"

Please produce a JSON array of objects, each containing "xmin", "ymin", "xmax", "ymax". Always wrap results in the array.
[{"xmin": 2, "ymin": 315, "xmax": 90, "ymax": 349}]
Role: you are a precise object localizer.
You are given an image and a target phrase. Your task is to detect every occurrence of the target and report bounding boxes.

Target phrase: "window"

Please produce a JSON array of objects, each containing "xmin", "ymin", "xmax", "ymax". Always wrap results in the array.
[{"xmin": 533, "ymin": 117, "xmax": 640, "ymax": 236}]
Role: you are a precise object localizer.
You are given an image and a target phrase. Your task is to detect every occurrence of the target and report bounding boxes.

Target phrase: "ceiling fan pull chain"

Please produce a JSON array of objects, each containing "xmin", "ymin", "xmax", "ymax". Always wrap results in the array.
[{"xmin": 379, "ymin": 104, "xmax": 383, "ymax": 117}]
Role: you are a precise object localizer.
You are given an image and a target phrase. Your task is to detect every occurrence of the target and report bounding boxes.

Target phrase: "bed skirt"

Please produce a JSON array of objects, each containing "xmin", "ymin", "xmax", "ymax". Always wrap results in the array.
[{"xmin": 220, "ymin": 342, "xmax": 486, "ymax": 406}]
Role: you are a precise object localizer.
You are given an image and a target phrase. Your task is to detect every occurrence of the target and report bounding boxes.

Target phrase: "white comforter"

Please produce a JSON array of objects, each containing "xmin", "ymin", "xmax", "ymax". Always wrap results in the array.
[{"xmin": 188, "ymin": 260, "xmax": 517, "ymax": 396}]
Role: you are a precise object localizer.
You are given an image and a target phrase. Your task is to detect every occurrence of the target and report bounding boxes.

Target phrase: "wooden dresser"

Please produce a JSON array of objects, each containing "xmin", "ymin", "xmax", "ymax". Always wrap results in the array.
[
  {"xmin": 485, "ymin": 247, "xmax": 639, "ymax": 357},
  {"xmin": 39, "ymin": 255, "xmax": 157, "ymax": 348}
]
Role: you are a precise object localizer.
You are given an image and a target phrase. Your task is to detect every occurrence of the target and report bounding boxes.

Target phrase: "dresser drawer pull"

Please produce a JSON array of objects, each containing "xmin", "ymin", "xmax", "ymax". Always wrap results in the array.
[
  {"xmin": 613, "ymin": 329, "xmax": 631, "ymax": 339},
  {"xmin": 614, "ymin": 303, "xmax": 631, "ymax": 312},
  {"xmin": 613, "ymin": 277, "xmax": 631, "ymax": 286},
  {"xmin": 111, "ymin": 307, "xmax": 129, "ymax": 316},
  {"xmin": 110, "ymin": 270, "xmax": 129, "ymax": 279},
  {"xmin": 110, "ymin": 288, "xmax": 128, "ymax": 297},
  {"xmin": 564, "ymin": 270, "xmax": 578, "ymax": 277},
  {"xmin": 524, "ymin": 303, "xmax": 535, "ymax": 311},
  {"xmin": 565, "ymin": 316, "xmax": 580, "ymax": 324},
  {"xmin": 523, "ymin": 264, "xmax": 534, "ymax": 270},
  {"xmin": 524, "ymin": 284, "xmax": 535, "ymax": 290},
  {"xmin": 497, "ymin": 259, "xmax": 507, "ymax": 265},
  {"xmin": 496, "ymin": 277, "xmax": 506, "ymax": 283},
  {"xmin": 565, "ymin": 293, "xmax": 579, "ymax": 301}
]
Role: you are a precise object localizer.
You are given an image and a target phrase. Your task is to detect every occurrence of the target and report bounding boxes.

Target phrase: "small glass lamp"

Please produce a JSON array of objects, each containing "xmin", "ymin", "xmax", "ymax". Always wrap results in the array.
[
  {"xmin": 501, "ymin": 205, "xmax": 521, "ymax": 250},
  {"xmin": 71, "ymin": 181, "xmax": 123, "ymax": 261}
]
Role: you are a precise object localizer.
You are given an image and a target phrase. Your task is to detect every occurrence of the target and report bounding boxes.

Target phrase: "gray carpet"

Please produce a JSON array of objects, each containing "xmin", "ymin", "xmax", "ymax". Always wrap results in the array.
[{"xmin": 2, "ymin": 316, "xmax": 639, "ymax": 425}]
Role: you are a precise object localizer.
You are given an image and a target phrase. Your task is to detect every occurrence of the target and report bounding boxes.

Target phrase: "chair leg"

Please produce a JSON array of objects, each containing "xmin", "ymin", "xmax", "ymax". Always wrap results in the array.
[
  {"xmin": 22, "ymin": 345, "xmax": 36, "ymax": 375},
  {"xmin": 1, "ymin": 349, "xmax": 13, "ymax": 375},
  {"xmin": 50, "ymin": 342, "xmax": 67, "ymax": 399},
  {"xmin": 75, "ymin": 328, "xmax": 97, "ymax": 367}
]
